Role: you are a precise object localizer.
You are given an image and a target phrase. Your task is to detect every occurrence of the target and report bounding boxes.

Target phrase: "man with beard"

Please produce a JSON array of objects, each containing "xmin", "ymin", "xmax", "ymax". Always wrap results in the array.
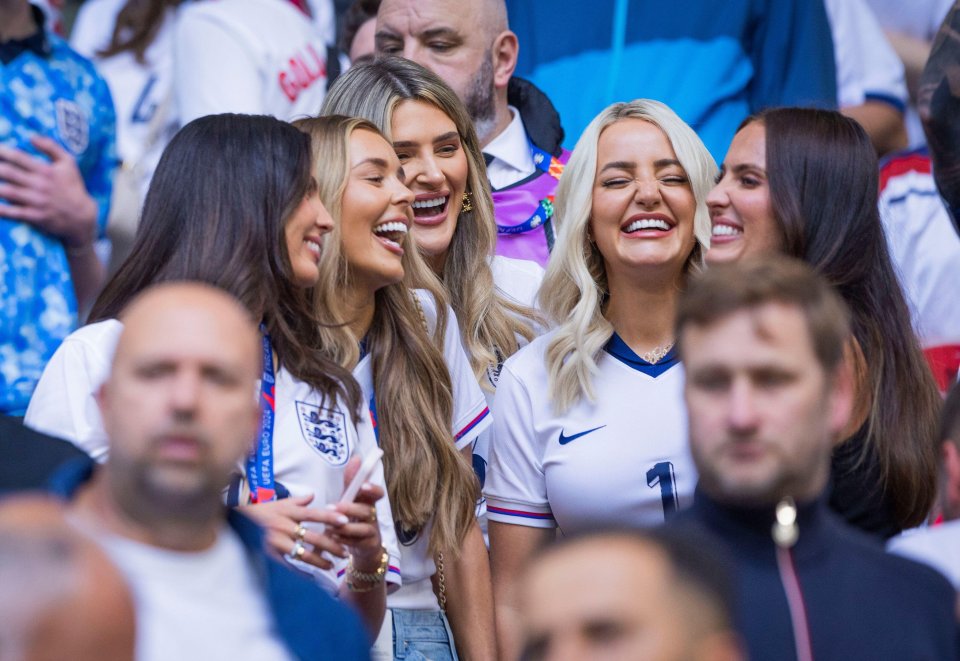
[
  {"xmin": 50, "ymin": 282, "xmax": 369, "ymax": 661},
  {"xmin": 672, "ymin": 257, "xmax": 958, "ymax": 661},
  {"xmin": 375, "ymin": 0, "xmax": 569, "ymax": 267}
]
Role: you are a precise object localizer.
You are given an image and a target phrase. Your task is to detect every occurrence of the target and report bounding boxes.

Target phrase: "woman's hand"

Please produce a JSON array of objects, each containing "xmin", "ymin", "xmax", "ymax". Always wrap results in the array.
[
  {"xmin": 239, "ymin": 494, "xmax": 352, "ymax": 570},
  {"xmin": 330, "ymin": 456, "xmax": 386, "ymax": 572}
]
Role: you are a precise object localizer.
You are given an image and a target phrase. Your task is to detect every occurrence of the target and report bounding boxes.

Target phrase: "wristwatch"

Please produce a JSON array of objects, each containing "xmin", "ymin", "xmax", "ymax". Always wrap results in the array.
[{"xmin": 346, "ymin": 547, "xmax": 389, "ymax": 592}]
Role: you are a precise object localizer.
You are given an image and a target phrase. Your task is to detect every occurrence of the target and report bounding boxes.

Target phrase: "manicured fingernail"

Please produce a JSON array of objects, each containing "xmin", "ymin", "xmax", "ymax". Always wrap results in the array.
[
  {"xmin": 336, "ymin": 515, "xmax": 349, "ymax": 525},
  {"xmin": 360, "ymin": 483, "xmax": 373, "ymax": 491}
]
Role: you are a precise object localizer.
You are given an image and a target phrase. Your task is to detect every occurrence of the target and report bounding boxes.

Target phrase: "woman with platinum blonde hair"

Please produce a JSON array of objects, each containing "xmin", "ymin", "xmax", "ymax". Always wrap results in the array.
[
  {"xmin": 294, "ymin": 115, "xmax": 496, "ymax": 660},
  {"xmin": 483, "ymin": 99, "xmax": 716, "ymax": 660}
]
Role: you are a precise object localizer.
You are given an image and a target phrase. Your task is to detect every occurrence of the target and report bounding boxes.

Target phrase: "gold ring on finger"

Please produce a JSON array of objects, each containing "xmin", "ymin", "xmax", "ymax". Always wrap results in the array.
[
  {"xmin": 295, "ymin": 523, "xmax": 307, "ymax": 540},
  {"xmin": 369, "ymin": 507, "xmax": 377, "ymax": 523}
]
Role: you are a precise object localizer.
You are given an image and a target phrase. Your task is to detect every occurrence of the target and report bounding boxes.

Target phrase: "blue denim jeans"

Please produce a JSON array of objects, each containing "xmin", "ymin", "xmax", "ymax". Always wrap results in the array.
[{"xmin": 391, "ymin": 608, "xmax": 459, "ymax": 661}]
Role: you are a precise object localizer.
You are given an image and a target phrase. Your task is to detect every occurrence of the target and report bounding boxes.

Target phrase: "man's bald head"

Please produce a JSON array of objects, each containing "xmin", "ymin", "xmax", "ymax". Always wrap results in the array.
[
  {"xmin": 478, "ymin": 0, "xmax": 508, "ymax": 37},
  {"xmin": 98, "ymin": 283, "xmax": 262, "ymax": 535},
  {"xmin": 375, "ymin": 0, "xmax": 517, "ymax": 144},
  {"xmin": 112, "ymin": 282, "xmax": 260, "ymax": 381},
  {"xmin": 0, "ymin": 496, "xmax": 136, "ymax": 661}
]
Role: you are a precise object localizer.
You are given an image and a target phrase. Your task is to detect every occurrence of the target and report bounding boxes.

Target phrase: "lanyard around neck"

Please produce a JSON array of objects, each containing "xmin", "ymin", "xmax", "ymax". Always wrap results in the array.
[
  {"xmin": 245, "ymin": 328, "xmax": 277, "ymax": 503},
  {"xmin": 494, "ymin": 140, "xmax": 565, "ymax": 248}
]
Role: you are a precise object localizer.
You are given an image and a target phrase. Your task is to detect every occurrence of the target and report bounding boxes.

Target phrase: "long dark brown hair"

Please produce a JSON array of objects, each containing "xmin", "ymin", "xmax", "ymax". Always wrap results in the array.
[
  {"xmin": 90, "ymin": 113, "xmax": 361, "ymax": 414},
  {"xmin": 749, "ymin": 107, "xmax": 941, "ymax": 528},
  {"xmin": 97, "ymin": 0, "xmax": 182, "ymax": 63}
]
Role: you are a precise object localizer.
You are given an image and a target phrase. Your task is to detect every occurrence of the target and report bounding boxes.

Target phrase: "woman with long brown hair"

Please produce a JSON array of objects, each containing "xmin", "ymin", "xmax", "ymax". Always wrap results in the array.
[
  {"xmin": 707, "ymin": 107, "xmax": 942, "ymax": 537},
  {"xmin": 295, "ymin": 114, "xmax": 495, "ymax": 660},
  {"xmin": 26, "ymin": 114, "xmax": 395, "ymax": 636}
]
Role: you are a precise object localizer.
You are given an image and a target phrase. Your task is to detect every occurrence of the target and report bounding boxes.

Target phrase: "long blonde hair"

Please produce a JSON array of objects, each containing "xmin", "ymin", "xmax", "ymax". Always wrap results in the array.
[
  {"xmin": 541, "ymin": 99, "xmax": 717, "ymax": 412},
  {"xmin": 295, "ymin": 115, "xmax": 478, "ymax": 555},
  {"xmin": 322, "ymin": 56, "xmax": 541, "ymax": 388}
]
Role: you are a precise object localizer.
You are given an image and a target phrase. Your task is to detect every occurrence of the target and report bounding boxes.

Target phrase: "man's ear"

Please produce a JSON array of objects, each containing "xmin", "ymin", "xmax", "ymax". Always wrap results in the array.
[
  {"xmin": 95, "ymin": 381, "xmax": 109, "ymax": 419},
  {"xmin": 491, "ymin": 30, "xmax": 518, "ymax": 90},
  {"xmin": 942, "ymin": 440, "xmax": 960, "ymax": 520},
  {"xmin": 826, "ymin": 359, "xmax": 855, "ymax": 441}
]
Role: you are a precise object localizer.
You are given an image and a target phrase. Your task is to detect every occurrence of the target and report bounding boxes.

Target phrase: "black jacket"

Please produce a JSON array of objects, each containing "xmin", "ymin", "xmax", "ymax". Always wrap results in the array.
[{"xmin": 670, "ymin": 489, "xmax": 959, "ymax": 661}]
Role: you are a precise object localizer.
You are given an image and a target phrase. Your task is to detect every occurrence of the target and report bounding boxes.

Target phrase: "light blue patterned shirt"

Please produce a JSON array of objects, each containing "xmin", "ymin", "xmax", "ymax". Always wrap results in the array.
[{"xmin": 1, "ymin": 11, "xmax": 116, "ymax": 415}]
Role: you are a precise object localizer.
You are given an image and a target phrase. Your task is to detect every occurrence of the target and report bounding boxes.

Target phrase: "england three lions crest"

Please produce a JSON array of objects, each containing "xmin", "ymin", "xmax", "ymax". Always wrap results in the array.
[
  {"xmin": 296, "ymin": 402, "xmax": 349, "ymax": 466},
  {"xmin": 55, "ymin": 99, "xmax": 89, "ymax": 155}
]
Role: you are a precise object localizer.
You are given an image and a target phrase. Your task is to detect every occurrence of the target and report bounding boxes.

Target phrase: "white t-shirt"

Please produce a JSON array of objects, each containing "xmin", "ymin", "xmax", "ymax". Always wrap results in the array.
[
  {"xmin": 354, "ymin": 290, "xmax": 491, "ymax": 611},
  {"xmin": 70, "ymin": 0, "xmax": 179, "ymax": 201},
  {"xmin": 866, "ymin": 0, "xmax": 954, "ymax": 39},
  {"xmin": 24, "ymin": 319, "xmax": 401, "ymax": 591},
  {"xmin": 864, "ymin": 0, "xmax": 955, "ymax": 147},
  {"xmin": 825, "ymin": 0, "xmax": 907, "ymax": 112},
  {"xmin": 887, "ymin": 520, "xmax": 960, "ymax": 590},
  {"xmin": 878, "ymin": 153, "xmax": 960, "ymax": 347},
  {"xmin": 100, "ymin": 527, "xmax": 294, "ymax": 661},
  {"xmin": 173, "ymin": 0, "xmax": 334, "ymax": 124},
  {"xmin": 484, "ymin": 330, "xmax": 696, "ymax": 532}
]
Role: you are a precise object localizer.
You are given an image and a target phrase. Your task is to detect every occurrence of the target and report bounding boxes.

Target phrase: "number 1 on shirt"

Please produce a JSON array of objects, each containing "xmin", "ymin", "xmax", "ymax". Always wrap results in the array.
[{"xmin": 647, "ymin": 461, "xmax": 679, "ymax": 519}]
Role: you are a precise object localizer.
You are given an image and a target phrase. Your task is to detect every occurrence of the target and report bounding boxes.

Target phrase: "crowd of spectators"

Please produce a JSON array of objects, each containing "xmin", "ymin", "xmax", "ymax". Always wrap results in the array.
[{"xmin": 2, "ymin": 0, "xmax": 959, "ymax": 659}]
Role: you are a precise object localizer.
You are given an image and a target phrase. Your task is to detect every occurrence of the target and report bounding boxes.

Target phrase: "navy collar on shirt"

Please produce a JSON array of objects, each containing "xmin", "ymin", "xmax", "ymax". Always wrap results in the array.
[
  {"xmin": 604, "ymin": 331, "xmax": 679, "ymax": 377},
  {"xmin": 0, "ymin": 5, "xmax": 51, "ymax": 64}
]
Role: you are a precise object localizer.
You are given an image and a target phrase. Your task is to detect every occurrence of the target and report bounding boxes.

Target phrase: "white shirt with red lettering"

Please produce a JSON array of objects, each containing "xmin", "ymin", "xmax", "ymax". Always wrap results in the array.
[
  {"xmin": 173, "ymin": 0, "xmax": 334, "ymax": 123},
  {"xmin": 879, "ymin": 151, "xmax": 960, "ymax": 347}
]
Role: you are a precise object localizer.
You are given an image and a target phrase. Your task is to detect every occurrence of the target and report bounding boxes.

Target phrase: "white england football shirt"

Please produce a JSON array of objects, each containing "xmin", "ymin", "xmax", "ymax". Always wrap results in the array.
[
  {"xmin": 879, "ymin": 152, "xmax": 960, "ymax": 346},
  {"xmin": 71, "ymin": 0, "xmax": 178, "ymax": 202},
  {"xmin": 352, "ymin": 291, "xmax": 491, "ymax": 611},
  {"xmin": 484, "ymin": 330, "xmax": 696, "ymax": 531},
  {"xmin": 173, "ymin": 0, "xmax": 335, "ymax": 124},
  {"xmin": 473, "ymin": 256, "xmax": 545, "ymax": 533},
  {"xmin": 23, "ymin": 319, "xmax": 401, "ymax": 591},
  {"xmin": 825, "ymin": 0, "xmax": 907, "ymax": 112}
]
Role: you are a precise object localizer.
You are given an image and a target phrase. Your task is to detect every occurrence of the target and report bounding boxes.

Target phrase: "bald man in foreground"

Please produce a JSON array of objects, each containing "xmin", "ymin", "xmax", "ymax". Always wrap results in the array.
[
  {"xmin": 0, "ymin": 495, "xmax": 135, "ymax": 661},
  {"xmin": 49, "ymin": 282, "xmax": 370, "ymax": 661}
]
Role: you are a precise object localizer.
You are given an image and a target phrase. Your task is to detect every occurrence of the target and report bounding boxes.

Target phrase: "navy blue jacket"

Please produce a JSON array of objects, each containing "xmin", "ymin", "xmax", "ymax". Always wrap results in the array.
[
  {"xmin": 50, "ymin": 458, "xmax": 370, "ymax": 661},
  {"xmin": 671, "ymin": 489, "xmax": 959, "ymax": 661}
]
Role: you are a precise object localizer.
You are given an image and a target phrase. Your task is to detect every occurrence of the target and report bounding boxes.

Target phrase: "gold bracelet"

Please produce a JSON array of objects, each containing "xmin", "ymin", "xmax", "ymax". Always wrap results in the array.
[{"xmin": 346, "ymin": 548, "xmax": 389, "ymax": 592}]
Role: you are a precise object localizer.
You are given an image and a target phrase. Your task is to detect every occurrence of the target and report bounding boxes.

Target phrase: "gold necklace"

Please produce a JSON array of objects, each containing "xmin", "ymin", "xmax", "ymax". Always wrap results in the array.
[{"xmin": 640, "ymin": 341, "xmax": 674, "ymax": 364}]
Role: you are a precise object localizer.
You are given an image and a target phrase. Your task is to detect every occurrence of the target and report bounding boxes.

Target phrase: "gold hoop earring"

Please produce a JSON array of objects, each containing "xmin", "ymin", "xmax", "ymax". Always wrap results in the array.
[{"xmin": 461, "ymin": 191, "xmax": 473, "ymax": 213}]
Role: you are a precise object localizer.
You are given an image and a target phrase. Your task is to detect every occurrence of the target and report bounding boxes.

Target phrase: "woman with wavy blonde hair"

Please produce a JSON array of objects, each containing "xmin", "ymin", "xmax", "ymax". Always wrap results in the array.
[
  {"xmin": 482, "ymin": 99, "xmax": 716, "ymax": 659},
  {"xmin": 321, "ymin": 57, "xmax": 543, "ymax": 390},
  {"xmin": 293, "ymin": 115, "xmax": 495, "ymax": 660}
]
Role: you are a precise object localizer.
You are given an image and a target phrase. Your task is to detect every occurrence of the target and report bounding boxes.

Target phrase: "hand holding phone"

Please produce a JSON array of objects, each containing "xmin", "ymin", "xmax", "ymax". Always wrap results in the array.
[{"xmin": 339, "ymin": 448, "xmax": 384, "ymax": 504}]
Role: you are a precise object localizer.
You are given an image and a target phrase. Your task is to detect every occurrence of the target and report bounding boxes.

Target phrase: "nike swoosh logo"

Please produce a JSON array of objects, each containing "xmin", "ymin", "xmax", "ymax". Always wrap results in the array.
[{"xmin": 558, "ymin": 425, "xmax": 607, "ymax": 445}]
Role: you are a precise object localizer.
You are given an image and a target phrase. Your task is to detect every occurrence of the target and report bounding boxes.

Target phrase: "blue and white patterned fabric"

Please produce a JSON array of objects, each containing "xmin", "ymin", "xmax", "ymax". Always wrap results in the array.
[{"xmin": 0, "ymin": 7, "xmax": 116, "ymax": 415}]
